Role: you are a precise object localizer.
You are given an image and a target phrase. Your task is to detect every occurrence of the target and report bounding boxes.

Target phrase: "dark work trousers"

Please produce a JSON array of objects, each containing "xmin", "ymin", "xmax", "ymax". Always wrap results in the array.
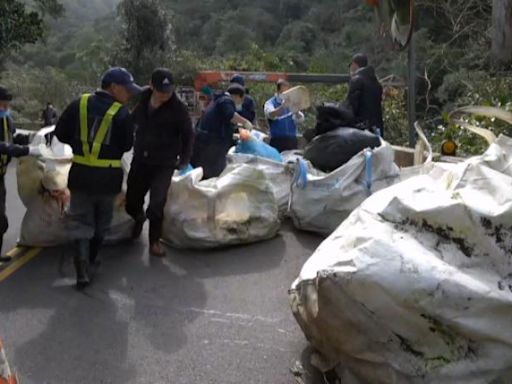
[
  {"xmin": 125, "ymin": 161, "xmax": 174, "ymax": 244},
  {"xmin": 66, "ymin": 190, "xmax": 116, "ymax": 264},
  {"xmin": 269, "ymin": 136, "xmax": 298, "ymax": 153},
  {"xmin": 0, "ymin": 176, "xmax": 8, "ymax": 253},
  {"xmin": 190, "ymin": 137, "xmax": 232, "ymax": 180}
]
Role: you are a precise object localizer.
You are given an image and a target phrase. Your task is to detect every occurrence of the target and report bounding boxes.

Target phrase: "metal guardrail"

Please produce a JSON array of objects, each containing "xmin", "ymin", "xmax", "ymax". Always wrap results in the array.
[{"xmin": 13, "ymin": 122, "xmax": 41, "ymax": 132}]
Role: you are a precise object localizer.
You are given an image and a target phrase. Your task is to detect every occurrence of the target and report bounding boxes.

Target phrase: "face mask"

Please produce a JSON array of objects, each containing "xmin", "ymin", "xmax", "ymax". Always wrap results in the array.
[
  {"xmin": 0, "ymin": 110, "xmax": 10, "ymax": 118},
  {"xmin": 276, "ymin": 94, "xmax": 283, "ymax": 103},
  {"xmin": 235, "ymin": 104, "xmax": 243, "ymax": 111}
]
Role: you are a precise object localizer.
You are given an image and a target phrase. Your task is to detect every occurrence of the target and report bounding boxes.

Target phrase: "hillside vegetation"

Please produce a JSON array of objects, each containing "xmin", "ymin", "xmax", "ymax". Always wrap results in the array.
[{"xmin": 2, "ymin": 0, "xmax": 511, "ymax": 153}]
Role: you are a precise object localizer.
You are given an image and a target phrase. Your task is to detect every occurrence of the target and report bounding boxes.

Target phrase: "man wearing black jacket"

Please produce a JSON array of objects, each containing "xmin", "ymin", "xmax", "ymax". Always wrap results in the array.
[
  {"xmin": 345, "ymin": 53, "xmax": 385, "ymax": 137},
  {"xmin": 126, "ymin": 68, "xmax": 194, "ymax": 257},
  {"xmin": 55, "ymin": 68, "xmax": 139, "ymax": 290}
]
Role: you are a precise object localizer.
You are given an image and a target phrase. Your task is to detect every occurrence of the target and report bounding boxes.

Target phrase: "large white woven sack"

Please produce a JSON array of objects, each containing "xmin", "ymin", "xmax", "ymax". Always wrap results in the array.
[
  {"xmin": 290, "ymin": 134, "xmax": 512, "ymax": 383},
  {"xmin": 162, "ymin": 164, "xmax": 280, "ymax": 249},
  {"xmin": 17, "ymin": 127, "xmax": 133, "ymax": 246},
  {"xmin": 289, "ymin": 140, "xmax": 400, "ymax": 235}
]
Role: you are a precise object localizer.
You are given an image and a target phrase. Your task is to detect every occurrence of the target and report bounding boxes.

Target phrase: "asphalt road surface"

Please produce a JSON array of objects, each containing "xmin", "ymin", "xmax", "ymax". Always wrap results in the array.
[{"xmin": 0, "ymin": 164, "xmax": 326, "ymax": 384}]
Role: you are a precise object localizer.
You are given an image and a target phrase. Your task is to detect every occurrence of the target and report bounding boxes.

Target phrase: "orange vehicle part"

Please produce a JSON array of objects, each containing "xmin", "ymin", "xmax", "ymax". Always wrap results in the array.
[{"xmin": 194, "ymin": 71, "xmax": 350, "ymax": 91}]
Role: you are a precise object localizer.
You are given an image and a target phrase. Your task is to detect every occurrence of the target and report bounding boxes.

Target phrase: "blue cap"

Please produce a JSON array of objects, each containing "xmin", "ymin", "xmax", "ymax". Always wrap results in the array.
[
  {"xmin": 101, "ymin": 67, "xmax": 141, "ymax": 95},
  {"xmin": 230, "ymin": 74, "xmax": 245, "ymax": 87}
]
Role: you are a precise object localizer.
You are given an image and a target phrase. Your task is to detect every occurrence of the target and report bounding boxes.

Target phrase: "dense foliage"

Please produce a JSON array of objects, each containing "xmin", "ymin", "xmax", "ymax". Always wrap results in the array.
[
  {"xmin": 1, "ymin": 0, "xmax": 511, "ymax": 154},
  {"xmin": 0, "ymin": 0, "xmax": 63, "ymax": 67}
]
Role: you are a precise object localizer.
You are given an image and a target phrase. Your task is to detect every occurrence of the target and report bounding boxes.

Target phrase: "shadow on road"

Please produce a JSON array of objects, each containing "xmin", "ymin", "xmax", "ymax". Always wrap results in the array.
[
  {"xmin": 0, "ymin": 239, "xmax": 208, "ymax": 382},
  {"xmin": 0, "ymin": 221, "xmax": 326, "ymax": 383},
  {"xmin": 164, "ymin": 233, "xmax": 287, "ymax": 279}
]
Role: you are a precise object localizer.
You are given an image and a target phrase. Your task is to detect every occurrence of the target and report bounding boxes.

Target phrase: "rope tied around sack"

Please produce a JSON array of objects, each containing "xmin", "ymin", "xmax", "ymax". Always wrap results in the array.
[
  {"xmin": 292, "ymin": 159, "xmax": 309, "ymax": 190},
  {"xmin": 364, "ymin": 149, "xmax": 374, "ymax": 193}
]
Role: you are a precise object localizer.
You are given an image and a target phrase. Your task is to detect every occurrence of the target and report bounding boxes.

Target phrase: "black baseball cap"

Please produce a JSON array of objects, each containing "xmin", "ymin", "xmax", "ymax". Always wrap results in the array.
[
  {"xmin": 351, "ymin": 53, "xmax": 368, "ymax": 68},
  {"xmin": 0, "ymin": 86, "xmax": 13, "ymax": 102},
  {"xmin": 227, "ymin": 83, "xmax": 245, "ymax": 97},
  {"xmin": 101, "ymin": 67, "xmax": 141, "ymax": 95},
  {"xmin": 151, "ymin": 68, "xmax": 174, "ymax": 93},
  {"xmin": 230, "ymin": 74, "xmax": 245, "ymax": 87}
]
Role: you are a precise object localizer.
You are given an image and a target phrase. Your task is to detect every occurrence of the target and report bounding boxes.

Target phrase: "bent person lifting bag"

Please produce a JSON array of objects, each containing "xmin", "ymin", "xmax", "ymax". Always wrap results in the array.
[{"xmin": 304, "ymin": 127, "xmax": 380, "ymax": 172}]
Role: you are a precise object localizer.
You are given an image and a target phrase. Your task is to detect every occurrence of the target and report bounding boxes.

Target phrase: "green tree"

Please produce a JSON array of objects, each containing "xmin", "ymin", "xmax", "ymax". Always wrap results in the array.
[
  {"xmin": 113, "ymin": 0, "xmax": 174, "ymax": 81},
  {"xmin": 492, "ymin": 0, "xmax": 512, "ymax": 68},
  {"xmin": 276, "ymin": 21, "xmax": 319, "ymax": 55},
  {"xmin": 0, "ymin": 0, "xmax": 63, "ymax": 67}
]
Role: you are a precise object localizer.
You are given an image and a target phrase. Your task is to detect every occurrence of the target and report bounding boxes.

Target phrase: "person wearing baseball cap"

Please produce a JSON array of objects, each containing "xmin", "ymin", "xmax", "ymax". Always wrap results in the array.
[
  {"xmin": 190, "ymin": 82, "xmax": 254, "ymax": 180},
  {"xmin": 0, "ymin": 86, "xmax": 51, "ymax": 260},
  {"xmin": 229, "ymin": 74, "xmax": 256, "ymax": 124},
  {"xmin": 345, "ymin": 53, "xmax": 384, "ymax": 137},
  {"xmin": 125, "ymin": 68, "xmax": 194, "ymax": 257},
  {"xmin": 54, "ymin": 67, "xmax": 139, "ymax": 290}
]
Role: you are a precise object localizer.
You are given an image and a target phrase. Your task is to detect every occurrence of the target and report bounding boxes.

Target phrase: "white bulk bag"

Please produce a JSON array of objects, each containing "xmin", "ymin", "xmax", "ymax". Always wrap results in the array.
[
  {"xmin": 282, "ymin": 85, "xmax": 311, "ymax": 113},
  {"xmin": 226, "ymin": 153, "xmax": 295, "ymax": 216},
  {"xmin": 17, "ymin": 128, "xmax": 133, "ymax": 246},
  {"xmin": 290, "ymin": 134, "xmax": 512, "ymax": 383},
  {"xmin": 162, "ymin": 164, "xmax": 280, "ymax": 249},
  {"xmin": 289, "ymin": 140, "xmax": 400, "ymax": 235}
]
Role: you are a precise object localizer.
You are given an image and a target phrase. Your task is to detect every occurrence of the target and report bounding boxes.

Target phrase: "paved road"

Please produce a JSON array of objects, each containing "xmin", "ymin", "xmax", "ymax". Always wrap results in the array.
[{"xmin": 0, "ymin": 164, "xmax": 326, "ymax": 384}]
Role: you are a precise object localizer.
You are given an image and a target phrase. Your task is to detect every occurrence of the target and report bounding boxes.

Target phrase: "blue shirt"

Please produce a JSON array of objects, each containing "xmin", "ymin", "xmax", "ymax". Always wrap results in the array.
[
  {"xmin": 239, "ymin": 94, "xmax": 256, "ymax": 123},
  {"xmin": 197, "ymin": 93, "xmax": 236, "ymax": 143},
  {"xmin": 264, "ymin": 96, "xmax": 299, "ymax": 138}
]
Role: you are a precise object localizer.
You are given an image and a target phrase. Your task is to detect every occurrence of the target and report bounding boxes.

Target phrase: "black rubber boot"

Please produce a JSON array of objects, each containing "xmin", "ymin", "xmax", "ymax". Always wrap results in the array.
[
  {"xmin": 148, "ymin": 220, "xmax": 163, "ymax": 245},
  {"xmin": 74, "ymin": 240, "xmax": 90, "ymax": 291},
  {"xmin": 0, "ymin": 236, "xmax": 10, "ymax": 262},
  {"xmin": 149, "ymin": 220, "xmax": 166, "ymax": 257},
  {"xmin": 131, "ymin": 218, "xmax": 145, "ymax": 240}
]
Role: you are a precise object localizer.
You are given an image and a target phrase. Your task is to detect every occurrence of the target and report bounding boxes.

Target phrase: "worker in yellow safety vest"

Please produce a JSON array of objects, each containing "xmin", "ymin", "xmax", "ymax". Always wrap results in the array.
[
  {"xmin": 55, "ymin": 68, "xmax": 140, "ymax": 290},
  {"xmin": 0, "ymin": 86, "xmax": 50, "ymax": 261}
]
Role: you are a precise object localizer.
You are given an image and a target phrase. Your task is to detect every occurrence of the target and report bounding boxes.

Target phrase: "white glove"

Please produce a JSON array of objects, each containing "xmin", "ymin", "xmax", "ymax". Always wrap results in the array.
[
  {"xmin": 293, "ymin": 111, "xmax": 305, "ymax": 123},
  {"xmin": 243, "ymin": 121, "xmax": 253, "ymax": 131},
  {"xmin": 28, "ymin": 144, "xmax": 52, "ymax": 158}
]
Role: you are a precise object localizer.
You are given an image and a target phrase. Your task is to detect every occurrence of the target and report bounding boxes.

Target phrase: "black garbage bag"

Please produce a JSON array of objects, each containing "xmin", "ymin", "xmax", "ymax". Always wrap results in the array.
[
  {"xmin": 303, "ymin": 128, "xmax": 317, "ymax": 143},
  {"xmin": 315, "ymin": 103, "xmax": 355, "ymax": 136},
  {"xmin": 304, "ymin": 127, "xmax": 381, "ymax": 172}
]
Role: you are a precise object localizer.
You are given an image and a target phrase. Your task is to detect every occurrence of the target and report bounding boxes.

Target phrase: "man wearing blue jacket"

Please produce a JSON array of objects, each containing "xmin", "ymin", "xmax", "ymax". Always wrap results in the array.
[{"xmin": 191, "ymin": 83, "xmax": 253, "ymax": 179}]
